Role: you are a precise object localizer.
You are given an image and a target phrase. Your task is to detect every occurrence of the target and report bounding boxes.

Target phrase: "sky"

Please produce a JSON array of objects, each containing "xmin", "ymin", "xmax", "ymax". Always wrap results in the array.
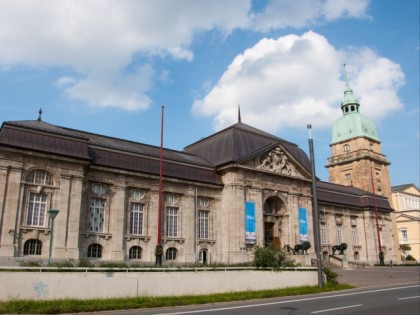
[{"xmin": 0, "ymin": 0, "xmax": 418, "ymax": 187}]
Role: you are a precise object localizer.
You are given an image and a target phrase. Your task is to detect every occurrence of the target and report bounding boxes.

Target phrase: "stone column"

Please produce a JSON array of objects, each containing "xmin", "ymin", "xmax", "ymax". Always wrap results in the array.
[
  {"xmin": 0, "ymin": 166, "xmax": 23, "ymax": 257},
  {"xmin": 110, "ymin": 185, "xmax": 126, "ymax": 261}
]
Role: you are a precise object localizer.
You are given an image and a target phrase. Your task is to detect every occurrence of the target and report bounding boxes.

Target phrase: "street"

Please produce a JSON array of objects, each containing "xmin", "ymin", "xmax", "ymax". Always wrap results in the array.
[{"xmin": 71, "ymin": 267, "xmax": 420, "ymax": 315}]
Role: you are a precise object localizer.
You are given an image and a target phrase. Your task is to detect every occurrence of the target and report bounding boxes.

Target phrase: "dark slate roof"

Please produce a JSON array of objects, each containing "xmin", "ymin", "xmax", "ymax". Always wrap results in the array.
[
  {"xmin": 0, "ymin": 120, "xmax": 223, "ymax": 186},
  {"xmin": 317, "ymin": 181, "xmax": 393, "ymax": 212},
  {"xmin": 184, "ymin": 122, "xmax": 311, "ymax": 172}
]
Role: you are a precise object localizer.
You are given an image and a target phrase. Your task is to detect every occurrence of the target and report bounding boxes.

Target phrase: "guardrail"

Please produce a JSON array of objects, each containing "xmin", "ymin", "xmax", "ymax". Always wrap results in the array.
[{"xmin": 0, "ymin": 266, "xmax": 317, "ymax": 272}]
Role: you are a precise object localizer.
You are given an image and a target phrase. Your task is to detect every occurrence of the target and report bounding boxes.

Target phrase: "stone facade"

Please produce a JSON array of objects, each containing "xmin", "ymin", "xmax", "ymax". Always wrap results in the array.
[
  {"xmin": 392, "ymin": 184, "xmax": 420, "ymax": 262},
  {"xmin": 0, "ymin": 119, "xmax": 395, "ymax": 266}
]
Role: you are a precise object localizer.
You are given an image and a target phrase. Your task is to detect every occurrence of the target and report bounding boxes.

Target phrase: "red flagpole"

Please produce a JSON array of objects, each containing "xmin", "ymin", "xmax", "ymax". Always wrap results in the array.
[
  {"xmin": 370, "ymin": 167, "xmax": 383, "ymax": 263},
  {"xmin": 155, "ymin": 104, "xmax": 164, "ymax": 265}
]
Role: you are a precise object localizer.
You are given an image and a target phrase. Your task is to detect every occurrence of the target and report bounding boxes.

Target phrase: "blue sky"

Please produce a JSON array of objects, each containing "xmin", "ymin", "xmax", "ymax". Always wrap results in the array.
[{"xmin": 0, "ymin": 0, "xmax": 418, "ymax": 186}]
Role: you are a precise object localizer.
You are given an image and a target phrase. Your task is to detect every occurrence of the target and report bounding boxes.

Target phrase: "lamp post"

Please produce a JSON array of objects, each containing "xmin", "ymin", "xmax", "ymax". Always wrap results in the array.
[
  {"xmin": 307, "ymin": 124, "xmax": 324, "ymax": 288},
  {"xmin": 47, "ymin": 209, "xmax": 59, "ymax": 265}
]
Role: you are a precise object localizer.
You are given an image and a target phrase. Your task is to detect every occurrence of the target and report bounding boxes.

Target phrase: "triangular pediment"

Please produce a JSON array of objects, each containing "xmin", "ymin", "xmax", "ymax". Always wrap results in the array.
[{"xmin": 240, "ymin": 145, "xmax": 311, "ymax": 179}]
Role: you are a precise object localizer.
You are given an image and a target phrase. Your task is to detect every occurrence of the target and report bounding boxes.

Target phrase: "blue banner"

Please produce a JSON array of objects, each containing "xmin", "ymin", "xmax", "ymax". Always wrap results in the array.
[
  {"xmin": 298, "ymin": 207, "xmax": 308, "ymax": 242},
  {"xmin": 244, "ymin": 202, "xmax": 256, "ymax": 244}
]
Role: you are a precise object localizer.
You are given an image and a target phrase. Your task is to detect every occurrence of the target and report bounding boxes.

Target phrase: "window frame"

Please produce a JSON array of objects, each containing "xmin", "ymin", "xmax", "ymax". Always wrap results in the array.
[
  {"xmin": 336, "ymin": 224, "xmax": 343, "ymax": 244},
  {"xmin": 87, "ymin": 243, "xmax": 102, "ymax": 259},
  {"xmin": 87, "ymin": 183, "xmax": 109, "ymax": 233},
  {"xmin": 400, "ymin": 229, "xmax": 408, "ymax": 242},
  {"xmin": 23, "ymin": 239, "xmax": 42, "ymax": 256},
  {"xmin": 197, "ymin": 210, "xmax": 209, "ymax": 239},
  {"xmin": 351, "ymin": 225, "xmax": 358, "ymax": 245},
  {"xmin": 26, "ymin": 191, "xmax": 48, "ymax": 227},
  {"xmin": 165, "ymin": 206, "xmax": 178, "ymax": 238},
  {"xmin": 129, "ymin": 202, "xmax": 144, "ymax": 235},
  {"xmin": 129, "ymin": 246, "xmax": 142, "ymax": 260},
  {"xmin": 165, "ymin": 247, "xmax": 177, "ymax": 261},
  {"xmin": 320, "ymin": 222, "xmax": 327, "ymax": 245}
]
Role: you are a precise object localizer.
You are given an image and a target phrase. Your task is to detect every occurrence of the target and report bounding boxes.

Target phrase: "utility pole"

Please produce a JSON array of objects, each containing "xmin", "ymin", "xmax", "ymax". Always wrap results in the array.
[{"xmin": 307, "ymin": 124, "xmax": 324, "ymax": 288}]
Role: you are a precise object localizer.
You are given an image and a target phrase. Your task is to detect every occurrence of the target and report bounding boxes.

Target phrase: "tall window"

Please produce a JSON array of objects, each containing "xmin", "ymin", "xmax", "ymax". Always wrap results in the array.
[
  {"xmin": 23, "ymin": 239, "xmax": 42, "ymax": 255},
  {"xmin": 166, "ymin": 207, "xmax": 178, "ymax": 237},
  {"xmin": 129, "ymin": 246, "xmax": 142, "ymax": 260},
  {"xmin": 89, "ymin": 198, "xmax": 105, "ymax": 232},
  {"xmin": 351, "ymin": 225, "xmax": 358, "ymax": 245},
  {"xmin": 336, "ymin": 224, "xmax": 343, "ymax": 244},
  {"xmin": 401, "ymin": 229, "xmax": 408, "ymax": 242},
  {"xmin": 27, "ymin": 192, "xmax": 47, "ymax": 227},
  {"xmin": 166, "ymin": 247, "xmax": 177, "ymax": 260},
  {"xmin": 320, "ymin": 222, "xmax": 327, "ymax": 244},
  {"xmin": 130, "ymin": 203, "xmax": 144, "ymax": 235},
  {"xmin": 87, "ymin": 243, "xmax": 102, "ymax": 258},
  {"xmin": 198, "ymin": 210, "xmax": 209, "ymax": 239}
]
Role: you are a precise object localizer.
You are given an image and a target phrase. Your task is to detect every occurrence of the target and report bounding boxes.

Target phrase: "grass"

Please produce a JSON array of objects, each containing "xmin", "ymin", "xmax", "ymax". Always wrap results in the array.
[{"xmin": 0, "ymin": 283, "xmax": 353, "ymax": 314}]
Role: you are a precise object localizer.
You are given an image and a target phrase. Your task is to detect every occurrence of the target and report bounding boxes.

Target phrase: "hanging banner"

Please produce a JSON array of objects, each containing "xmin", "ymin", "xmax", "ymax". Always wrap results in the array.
[
  {"xmin": 298, "ymin": 207, "xmax": 308, "ymax": 242},
  {"xmin": 244, "ymin": 202, "xmax": 256, "ymax": 244}
]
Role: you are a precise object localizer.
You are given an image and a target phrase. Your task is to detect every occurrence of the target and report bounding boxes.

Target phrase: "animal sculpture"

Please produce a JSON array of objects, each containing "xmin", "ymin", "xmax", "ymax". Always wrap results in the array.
[
  {"xmin": 332, "ymin": 243, "xmax": 348, "ymax": 255},
  {"xmin": 293, "ymin": 241, "xmax": 311, "ymax": 254}
]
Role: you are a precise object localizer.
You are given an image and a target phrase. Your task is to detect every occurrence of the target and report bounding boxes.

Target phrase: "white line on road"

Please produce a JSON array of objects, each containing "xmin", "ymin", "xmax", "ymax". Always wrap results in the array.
[
  {"xmin": 153, "ymin": 285, "xmax": 419, "ymax": 315},
  {"xmin": 398, "ymin": 296, "xmax": 420, "ymax": 300},
  {"xmin": 311, "ymin": 304, "xmax": 362, "ymax": 313}
]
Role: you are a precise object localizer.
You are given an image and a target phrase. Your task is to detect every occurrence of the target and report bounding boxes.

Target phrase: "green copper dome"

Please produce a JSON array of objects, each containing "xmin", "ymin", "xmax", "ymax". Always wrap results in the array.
[{"xmin": 331, "ymin": 65, "xmax": 380, "ymax": 144}]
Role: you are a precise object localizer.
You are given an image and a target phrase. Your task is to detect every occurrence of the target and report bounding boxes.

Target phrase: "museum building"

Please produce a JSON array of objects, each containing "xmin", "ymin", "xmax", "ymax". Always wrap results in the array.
[{"xmin": 0, "ymin": 78, "xmax": 398, "ymax": 265}]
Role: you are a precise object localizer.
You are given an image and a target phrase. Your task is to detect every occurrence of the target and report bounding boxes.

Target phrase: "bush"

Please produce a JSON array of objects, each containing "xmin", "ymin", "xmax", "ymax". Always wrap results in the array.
[
  {"xmin": 51, "ymin": 260, "xmax": 74, "ymax": 267},
  {"xmin": 99, "ymin": 262, "xmax": 128, "ymax": 268},
  {"xmin": 78, "ymin": 259, "xmax": 94, "ymax": 267},
  {"xmin": 323, "ymin": 266, "xmax": 339, "ymax": 284},
  {"xmin": 253, "ymin": 246, "xmax": 296, "ymax": 268},
  {"xmin": 405, "ymin": 254, "xmax": 416, "ymax": 261},
  {"xmin": 253, "ymin": 246, "xmax": 278, "ymax": 268},
  {"xmin": 20, "ymin": 260, "xmax": 42, "ymax": 267}
]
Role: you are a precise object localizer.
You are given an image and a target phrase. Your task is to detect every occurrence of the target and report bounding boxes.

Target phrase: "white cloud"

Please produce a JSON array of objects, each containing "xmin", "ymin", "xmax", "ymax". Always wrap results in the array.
[
  {"xmin": 0, "ymin": 0, "xmax": 371, "ymax": 111},
  {"xmin": 192, "ymin": 31, "xmax": 404, "ymax": 132},
  {"xmin": 0, "ymin": 0, "xmax": 251, "ymax": 110},
  {"xmin": 251, "ymin": 0, "xmax": 370, "ymax": 30}
]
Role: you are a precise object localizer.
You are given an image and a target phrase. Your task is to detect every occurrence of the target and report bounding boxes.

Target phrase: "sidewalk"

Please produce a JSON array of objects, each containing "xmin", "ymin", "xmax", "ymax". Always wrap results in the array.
[{"xmin": 334, "ymin": 265, "xmax": 420, "ymax": 287}]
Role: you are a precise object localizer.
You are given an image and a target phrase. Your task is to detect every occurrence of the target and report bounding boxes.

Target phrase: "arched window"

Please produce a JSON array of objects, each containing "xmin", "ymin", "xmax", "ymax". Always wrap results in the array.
[
  {"xmin": 25, "ymin": 170, "xmax": 54, "ymax": 227},
  {"xmin": 166, "ymin": 247, "xmax": 177, "ymax": 261},
  {"xmin": 23, "ymin": 239, "xmax": 42, "ymax": 256},
  {"xmin": 26, "ymin": 170, "xmax": 53, "ymax": 186},
  {"xmin": 129, "ymin": 246, "xmax": 142, "ymax": 260},
  {"xmin": 87, "ymin": 243, "xmax": 102, "ymax": 259},
  {"xmin": 343, "ymin": 144, "xmax": 350, "ymax": 153}
]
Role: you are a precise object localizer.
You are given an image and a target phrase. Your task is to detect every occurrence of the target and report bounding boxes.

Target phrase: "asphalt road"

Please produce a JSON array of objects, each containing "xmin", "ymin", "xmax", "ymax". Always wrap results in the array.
[{"xmin": 72, "ymin": 266, "xmax": 420, "ymax": 315}]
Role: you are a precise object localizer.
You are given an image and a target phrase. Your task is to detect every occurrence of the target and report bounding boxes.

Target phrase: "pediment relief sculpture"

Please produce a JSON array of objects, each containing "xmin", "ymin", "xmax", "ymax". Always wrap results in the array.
[{"xmin": 259, "ymin": 147, "xmax": 292, "ymax": 175}]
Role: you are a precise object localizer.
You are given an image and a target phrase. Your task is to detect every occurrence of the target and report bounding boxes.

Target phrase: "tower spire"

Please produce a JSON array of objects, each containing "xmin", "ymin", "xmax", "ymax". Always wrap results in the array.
[
  {"xmin": 341, "ymin": 64, "xmax": 359, "ymax": 112},
  {"xmin": 238, "ymin": 105, "xmax": 241, "ymax": 123}
]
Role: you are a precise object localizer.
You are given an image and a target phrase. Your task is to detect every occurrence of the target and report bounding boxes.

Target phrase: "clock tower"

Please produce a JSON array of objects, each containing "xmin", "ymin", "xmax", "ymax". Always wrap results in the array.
[{"xmin": 326, "ymin": 65, "xmax": 392, "ymax": 201}]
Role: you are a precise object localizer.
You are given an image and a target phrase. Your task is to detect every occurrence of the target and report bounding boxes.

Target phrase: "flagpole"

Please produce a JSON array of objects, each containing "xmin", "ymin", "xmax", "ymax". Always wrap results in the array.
[
  {"xmin": 155, "ymin": 104, "xmax": 164, "ymax": 266},
  {"xmin": 370, "ymin": 167, "xmax": 383, "ymax": 264}
]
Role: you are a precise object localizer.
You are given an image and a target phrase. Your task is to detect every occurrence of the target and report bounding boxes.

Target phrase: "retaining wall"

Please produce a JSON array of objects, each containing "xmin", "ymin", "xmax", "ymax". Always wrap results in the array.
[{"xmin": 0, "ymin": 269, "xmax": 318, "ymax": 301}]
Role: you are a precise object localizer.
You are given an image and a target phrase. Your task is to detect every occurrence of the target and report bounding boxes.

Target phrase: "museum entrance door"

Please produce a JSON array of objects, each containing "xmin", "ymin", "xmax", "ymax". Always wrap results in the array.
[{"xmin": 263, "ymin": 196, "xmax": 286, "ymax": 249}]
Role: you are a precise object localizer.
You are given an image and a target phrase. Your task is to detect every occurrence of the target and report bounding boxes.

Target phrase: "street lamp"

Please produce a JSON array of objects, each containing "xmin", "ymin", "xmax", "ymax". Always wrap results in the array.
[
  {"xmin": 307, "ymin": 124, "xmax": 324, "ymax": 288},
  {"xmin": 47, "ymin": 209, "xmax": 59, "ymax": 265}
]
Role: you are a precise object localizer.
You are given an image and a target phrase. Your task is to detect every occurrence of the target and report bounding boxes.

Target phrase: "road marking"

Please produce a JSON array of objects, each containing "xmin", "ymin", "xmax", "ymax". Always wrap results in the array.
[
  {"xmin": 153, "ymin": 285, "xmax": 419, "ymax": 315},
  {"xmin": 398, "ymin": 295, "xmax": 420, "ymax": 300},
  {"xmin": 311, "ymin": 304, "xmax": 362, "ymax": 313}
]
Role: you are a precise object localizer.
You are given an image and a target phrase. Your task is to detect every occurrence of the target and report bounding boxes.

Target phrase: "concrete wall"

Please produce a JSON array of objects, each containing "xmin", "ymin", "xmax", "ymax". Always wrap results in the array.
[{"xmin": 0, "ymin": 270, "xmax": 318, "ymax": 301}]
